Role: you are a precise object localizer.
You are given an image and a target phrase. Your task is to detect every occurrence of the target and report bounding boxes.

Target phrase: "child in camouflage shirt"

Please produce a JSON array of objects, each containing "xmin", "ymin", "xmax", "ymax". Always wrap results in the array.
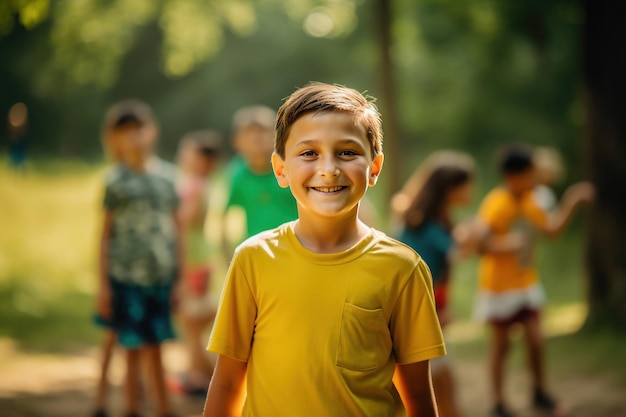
[{"xmin": 96, "ymin": 99, "xmax": 182, "ymax": 417}]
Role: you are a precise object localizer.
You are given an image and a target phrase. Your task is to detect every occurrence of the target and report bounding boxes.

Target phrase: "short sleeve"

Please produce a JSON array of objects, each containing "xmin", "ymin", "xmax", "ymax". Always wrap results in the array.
[
  {"xmin": 225, "ymin": 171, "xmax": 243, "ymax": 209},
  {"xmin": 206, "ymin": 255, "xmax": 257, "ymax": 361},
  {"xmin": 224, "ymin": 159, "xmax": 246, "ymax": 209},
  {"xmin": 478, "ymin": 190, "xmax": 512, "ymax": 232},
  {"xmin": 103, "ymin": 183, "xmax": 119, "ymax": 210},
  {"xmin": 521, "ymin": 191, "xmax": 548, "ymax": 229},
  {"xmin": 389, "ymin": 259, "xmax": 446, "ymax": 364}
]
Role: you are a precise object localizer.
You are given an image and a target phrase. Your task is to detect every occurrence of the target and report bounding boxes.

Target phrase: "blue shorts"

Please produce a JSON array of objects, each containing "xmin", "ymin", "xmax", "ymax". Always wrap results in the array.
[{"xmin": 104, "ymin": 279, "xmax": 176, "ymax": 349}]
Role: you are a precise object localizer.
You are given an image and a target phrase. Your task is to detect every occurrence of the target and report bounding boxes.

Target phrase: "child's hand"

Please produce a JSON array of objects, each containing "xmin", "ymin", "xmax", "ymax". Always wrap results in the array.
[
  {"xmin": 97, "ymin": 285, "xmax": 112, "ymax": 320},
  {"xmin": 564, "ymin": 181, "xmax": 595, "ymax": 206},
  {"xmin": 514, "ymin": 230, "xmax": 535, "ymax": 267},
  {"xmin": 453, "ymin": 220, "xmax": 481, "ymax": 257}
]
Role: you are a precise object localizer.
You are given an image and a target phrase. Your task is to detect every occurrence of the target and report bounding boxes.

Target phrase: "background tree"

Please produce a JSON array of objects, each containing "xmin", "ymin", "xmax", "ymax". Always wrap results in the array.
[
  {"xmin": 2, "ymin": 1, "xmax": 584, "ymax": 171},
  {"xmin": 582, "ymin": 0, "xmax": 626, "ymax": 328}
]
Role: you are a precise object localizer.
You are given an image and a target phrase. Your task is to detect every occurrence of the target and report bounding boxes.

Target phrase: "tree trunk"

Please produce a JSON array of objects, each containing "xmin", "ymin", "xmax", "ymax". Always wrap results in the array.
[
  {"xmin": 375, "ymin": 0, "xmax": 402, "ymax": 197},
  {"xmin": 582, "ymin": 0, "xmax": 626, "ymax": 327}
]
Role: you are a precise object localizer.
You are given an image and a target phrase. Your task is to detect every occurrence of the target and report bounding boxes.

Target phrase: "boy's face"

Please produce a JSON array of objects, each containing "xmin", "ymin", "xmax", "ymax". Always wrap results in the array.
[
  {"xmin": 506, "ymin": 167, "xmax": 536, "ymax": 195},
  {"xmin": 112, "ymin": 123, "xmax": 154, "ymax": 166},
  {"xmin": 178, "ymin": 146, "xmax": 217, "ymax": 177},
  {"xmin": 272, "ymin": 111, "xmax": 383, "ymax": 220},
  {"xmin": 234, "ymin": 124, "xmax": 274, "ymax": 173},
  {"xmin": 448, "ymin": 181, "xmax": 473, "ymax": 207}
]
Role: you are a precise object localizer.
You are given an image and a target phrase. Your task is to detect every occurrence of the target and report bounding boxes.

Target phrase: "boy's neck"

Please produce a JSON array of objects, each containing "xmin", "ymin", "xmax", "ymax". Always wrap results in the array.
[
  {"xmin": 293, "ymin": 212, "xmax": 369, "ymax": 254},
  {"xmin": 504, "ymin": 183, "xmax": 526, "ymax": 198},
  {"xmin": 247, "ymin": 162, "xmax": 272, "ymax": 175},
  {"xmin": 125, "ymin": 158, "xmax": 149, "ymax": 172}
]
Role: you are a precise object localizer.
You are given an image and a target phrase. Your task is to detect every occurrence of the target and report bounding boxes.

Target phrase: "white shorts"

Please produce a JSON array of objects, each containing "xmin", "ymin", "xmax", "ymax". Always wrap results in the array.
[{"xmin": 474, "ymin": 282, "xmax": 546, "ymax": 322}]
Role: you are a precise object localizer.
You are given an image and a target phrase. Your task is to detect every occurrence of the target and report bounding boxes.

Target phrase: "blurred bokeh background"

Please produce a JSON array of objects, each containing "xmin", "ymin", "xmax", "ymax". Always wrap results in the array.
[{"xmin": 1, "ymin": 1, "xmax": 625, "ymax": 416}]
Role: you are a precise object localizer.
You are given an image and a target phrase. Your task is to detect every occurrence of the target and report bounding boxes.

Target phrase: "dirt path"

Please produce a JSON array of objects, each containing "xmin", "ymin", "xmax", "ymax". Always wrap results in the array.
[{"xmin": 0, "ymin": 337, "xmax": 624, "ymax": 417}]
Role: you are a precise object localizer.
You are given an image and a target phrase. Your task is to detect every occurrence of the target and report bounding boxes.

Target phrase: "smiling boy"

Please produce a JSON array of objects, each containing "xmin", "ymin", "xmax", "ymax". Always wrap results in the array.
[{"xmin": 203, "ymin": 83, "xmax": 445, "ymax": 417}]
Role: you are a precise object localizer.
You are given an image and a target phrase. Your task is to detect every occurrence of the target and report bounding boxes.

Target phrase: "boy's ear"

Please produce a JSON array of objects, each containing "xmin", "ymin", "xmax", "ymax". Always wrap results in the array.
[
  {"xmin": 271, "ymin": 153, "xmax": 290, "ymax": 188},
  {"xmin": 369, "ymin": 153, "xmax": 384, "ymax": 187}
]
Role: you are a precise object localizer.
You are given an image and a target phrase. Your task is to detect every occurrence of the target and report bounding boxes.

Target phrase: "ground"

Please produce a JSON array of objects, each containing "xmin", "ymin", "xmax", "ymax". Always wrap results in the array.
[{"xmin": 0, "ymin": 335, "xmax": 624, "ymax": 417}]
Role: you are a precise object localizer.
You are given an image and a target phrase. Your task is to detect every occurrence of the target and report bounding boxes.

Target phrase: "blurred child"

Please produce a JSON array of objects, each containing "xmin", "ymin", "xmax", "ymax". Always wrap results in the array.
[
  {"xmin": 221, "ymin": 105, "xmax": 297, "ymax": 256},
  {"xmin": 204, "ymin": 82, "xmax": 444, "ymax": 417},
  {"xmin": 171, "ymin": 130, "xmax": 221, "ymax": 395},
  {"xmin": 475, "ymin": 143, "xmax": 593, "ymax": 417},
  {"xmin": 92, "ymin": 100, "xmax": 154, "ymax": 417},
  {"xmin": 96, "ymin": 99, "xmax": 182, "ymax": 417},
  {"xmin": 7, "ymin": 102, "xmax": 29, "ymax": 172},
  {"xmin": 393, "ymin": 151, "xmax": 477, "ymax": 417}
]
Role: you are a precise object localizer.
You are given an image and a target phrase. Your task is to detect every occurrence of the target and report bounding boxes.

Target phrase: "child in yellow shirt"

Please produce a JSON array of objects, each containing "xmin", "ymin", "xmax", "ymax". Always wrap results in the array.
[
  {"xmin": 203, "ymin": 83, "xmax": 445, "ymax": 417},
  {"xmin": 476, "ymin": 143, "xmax": 593, "ymax": 417}
]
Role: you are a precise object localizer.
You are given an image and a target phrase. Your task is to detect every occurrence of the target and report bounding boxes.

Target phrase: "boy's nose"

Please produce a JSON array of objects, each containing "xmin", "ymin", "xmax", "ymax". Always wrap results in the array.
[{"xmin": 318, "ymin": 156, "xmax": 340, "ymax": 177}]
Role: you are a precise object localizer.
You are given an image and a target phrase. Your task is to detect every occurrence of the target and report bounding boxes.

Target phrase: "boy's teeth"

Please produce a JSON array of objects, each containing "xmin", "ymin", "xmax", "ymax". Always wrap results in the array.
[{"xmin": 315, "ymin": 186, "xmax": 343, "ymax": 193}]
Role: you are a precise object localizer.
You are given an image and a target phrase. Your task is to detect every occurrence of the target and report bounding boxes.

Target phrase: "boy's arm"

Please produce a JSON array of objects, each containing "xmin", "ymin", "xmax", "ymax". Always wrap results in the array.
[
  {"xmin": 172, "ymin": 209, "xmax": 186, "ymax": 310},
  {"xmin": 203, "ymin": 354, "xmax": 248, "ymax": 417},
  {"xmin": 541, "ymin": 181, "xmax": 594, "ymax": 237},
  {"xmin": 221, "ymin": 207, "xmax": 247, "ymax": 262},
  {"xmin": 220, "ymin": 209, "xmax": 234, "ymax": 263},
  {"xmin": 394, "ymin": 361, "xmax": 438, "ymax": 417},
  {"xmin": 178, "ymin": 184, "xmax": 206, "ymax": 230},
  {"xmin": 481, "ymin": 230, "xmax": 530, "ymax": 254},
  {"xmin": 469, "ymin": 219, "xmax": 530, "ymax": 255},
  {"xmin": 97, "ymin": 211, "xmax": 113, "ymax": 319}
]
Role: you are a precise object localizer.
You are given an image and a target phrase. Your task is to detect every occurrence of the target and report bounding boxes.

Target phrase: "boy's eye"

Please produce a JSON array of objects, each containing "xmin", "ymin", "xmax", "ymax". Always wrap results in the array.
[
  {"xmin": 300, "ymin": 150, "xmax": 317, "ymax": 158},
  {"xmin": 339, "ymin": 150, "xmax": 358, "ymax": 157}
]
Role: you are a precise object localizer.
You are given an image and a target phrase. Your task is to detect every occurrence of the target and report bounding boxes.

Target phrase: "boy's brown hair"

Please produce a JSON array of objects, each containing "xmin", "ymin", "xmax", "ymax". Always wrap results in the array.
[
  {"xmin": 232, "ymin": 105, "xmax": 276, "ymax": 133},
  {"xmin": 101, "ymin": 99, "xmax": 158, "ymax": 161},
  {"xmin": 178, "ymin": 130, "xmax": 223, "ymax": 159},
  {"xmin": 274, "ymin": 83, "xmax": 383, "ymax": 160}
]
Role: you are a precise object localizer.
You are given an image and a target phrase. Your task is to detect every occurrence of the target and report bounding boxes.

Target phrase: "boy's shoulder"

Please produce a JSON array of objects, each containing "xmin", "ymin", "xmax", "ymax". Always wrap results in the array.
[
  {"xmin": 231, "ymin": 224, "xmax": 424, "ymax": 272},
  {"xmin": 481, "ymin": 186, "xmax": 515, "ymax": 207},
  {"xmin": 148, "ymin": 157, "xmax": 178, "ymax": 184},
  {"xmin": 226, "ymin": 157, "xmax": 249, "ymax": 180},
  {"xmin": 232, "ymin": 223, "xmax": 287, "ymax": 256},
  {"xmin": 103, "ymin": 163, "xmax": 125, "ymax": 185},
  {"xmin": 375, "ymin": 230, "xmax": 425, "ymax": 266}
]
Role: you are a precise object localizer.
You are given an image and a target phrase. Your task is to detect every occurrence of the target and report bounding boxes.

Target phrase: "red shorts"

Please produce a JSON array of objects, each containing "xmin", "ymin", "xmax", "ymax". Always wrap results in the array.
[
  {"xmin": 434, "ymin": 282, "xmax": 449, "ymax": 312},
  {"xmin": 185, "ymin": 265, "xmax": 212, "ymax": 295}
]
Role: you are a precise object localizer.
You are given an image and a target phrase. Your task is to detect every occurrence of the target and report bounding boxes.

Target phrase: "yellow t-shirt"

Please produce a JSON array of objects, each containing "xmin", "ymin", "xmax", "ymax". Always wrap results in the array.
[
  {"xmin": 478, "ymin": 187, "xmax": 548, "ymax": 293},
  {"xmin": 208, "ymin": 222, "xmax": 445, "ymax": 417}
]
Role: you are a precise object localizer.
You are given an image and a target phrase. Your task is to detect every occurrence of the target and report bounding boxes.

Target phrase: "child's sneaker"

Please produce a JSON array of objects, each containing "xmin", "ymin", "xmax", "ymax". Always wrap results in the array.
[
  {"xmin": 533, "ymin": 390, "xmax": 568, "ymax": 416},
  {"xmin": 491, "ymin": 403, "xmax": 516, "ymax": 417}
]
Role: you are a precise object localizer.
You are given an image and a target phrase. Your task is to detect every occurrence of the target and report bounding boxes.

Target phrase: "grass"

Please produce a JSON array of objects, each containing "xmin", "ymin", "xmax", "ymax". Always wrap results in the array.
[{"xmin": 0, "ymin": 159, "xmax": 105, "ymax": 350}]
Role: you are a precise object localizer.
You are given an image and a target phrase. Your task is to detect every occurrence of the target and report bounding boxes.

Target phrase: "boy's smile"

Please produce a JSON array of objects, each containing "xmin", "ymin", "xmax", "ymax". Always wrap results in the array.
[{"xmin": 272, "ymin": 111, "xmax": 383, "ymax": 221}]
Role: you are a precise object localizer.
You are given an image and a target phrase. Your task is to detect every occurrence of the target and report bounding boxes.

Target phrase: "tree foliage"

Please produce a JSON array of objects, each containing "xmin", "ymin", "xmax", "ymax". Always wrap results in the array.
[{"xmin": 2, "ymin": 0, "xmax": 584, "ymax": 186}]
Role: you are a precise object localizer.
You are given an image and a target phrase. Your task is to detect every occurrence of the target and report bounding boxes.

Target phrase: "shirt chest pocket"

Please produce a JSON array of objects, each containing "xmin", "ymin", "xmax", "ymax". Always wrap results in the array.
[{"xmin": 336, "ymin": 303, "xmax": 392, "ymax": 371}]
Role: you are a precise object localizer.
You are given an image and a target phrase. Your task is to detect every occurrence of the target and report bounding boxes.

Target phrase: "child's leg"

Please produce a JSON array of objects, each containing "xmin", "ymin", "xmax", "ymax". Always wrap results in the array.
[
  {"xmin": 181, "ymin": 314, "xmax": 215, "ymax": 383},
  {"xmin": 521, "ymin": 312, "xmax": 545, "ymax": 392},
  {"xmin": 125, "ymin": 348, "xmax": 141, "ymax": 415},
  {"xmin": 94, "ymin": 330, "xmax": 117, "ymax": 412},
  {"xmin": 142, "ymin": 343, "xmax": 171, "ymax": 416},
  {"xmin": 432, "ymin": 363, "xmax": 463, "ymax": 417},
  {"xmin": 489, "ymin": 322, "xmax": 512, "ymax": 407},
  {"xmin": 521, "ymin": 313, "xmax": 568, "ymax": 416}
]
